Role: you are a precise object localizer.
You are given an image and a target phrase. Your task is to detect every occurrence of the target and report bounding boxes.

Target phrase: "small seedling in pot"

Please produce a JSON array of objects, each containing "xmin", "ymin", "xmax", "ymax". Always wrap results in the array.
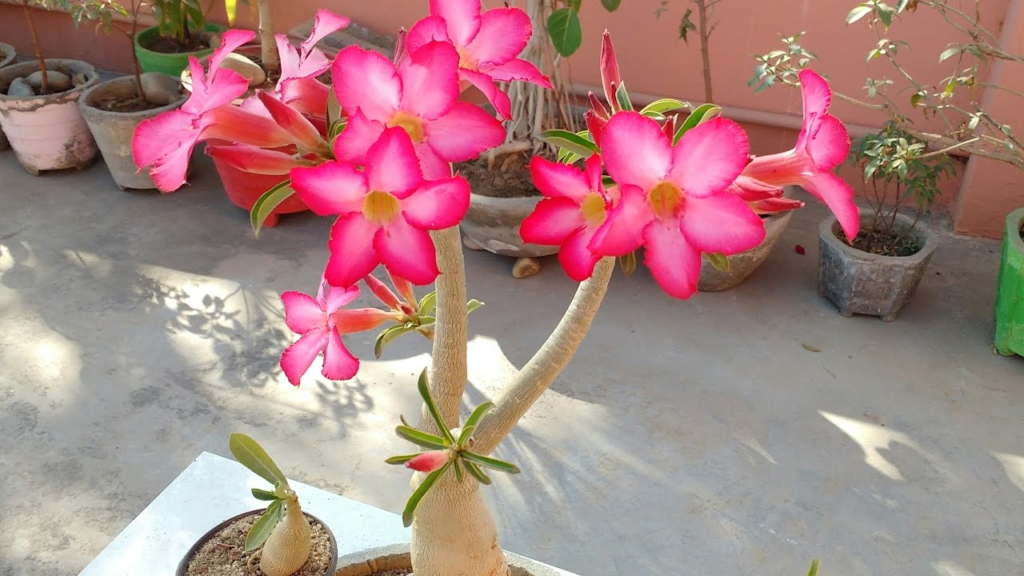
[{"xmin": 229, "ymin": 433, "xmax": 311, "ymax": 576}]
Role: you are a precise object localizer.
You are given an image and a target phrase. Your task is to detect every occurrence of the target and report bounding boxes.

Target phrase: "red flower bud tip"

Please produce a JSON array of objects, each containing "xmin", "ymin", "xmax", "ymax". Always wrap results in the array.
[
  {"xmin": 587, "ymin": 92, "xmax": 609, "ymax": 120},
  {"xmin": 600, "ymin": 30, "xmax": 621, "ymax": 111},
  {"xmin": 406, "ymin": 450, "xmax": 449, "ymax": 472},
  {"xmin": 365, "ymin": 274, "xmax": 401, "ymax": 310},
  {"xmin": 795, "ymin": 244, "xmax": 806, "ymax": 255}
]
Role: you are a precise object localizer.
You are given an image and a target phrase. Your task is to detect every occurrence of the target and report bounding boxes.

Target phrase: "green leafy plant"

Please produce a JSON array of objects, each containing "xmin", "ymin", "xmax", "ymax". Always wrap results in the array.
[
  {"xmin": 151, "ymin": 0, "xmax": 210, "ymax": 46},
  {"xmin": 58, "ymin": 0, "xmax": 150, "ymax": 103},
  {"xmin": 386, "ymin": 369, "xmax": 521, "ymax": 527}
]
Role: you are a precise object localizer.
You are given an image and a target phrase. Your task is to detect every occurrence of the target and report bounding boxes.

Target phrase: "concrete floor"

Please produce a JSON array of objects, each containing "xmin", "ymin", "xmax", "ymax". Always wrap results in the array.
[{"xmin": 0, "ymin": 151, "xmax": 1022, "ymax": 576}]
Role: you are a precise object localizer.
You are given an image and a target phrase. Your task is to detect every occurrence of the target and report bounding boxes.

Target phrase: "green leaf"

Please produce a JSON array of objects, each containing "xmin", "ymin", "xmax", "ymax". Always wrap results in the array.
[
  {"xmin": 384, "ymin": 454, "xmax": 418, "ymax": 465},
  {"xmin": 224, "ymin": 0, "xmax": 237, "ymax": 25},
  {"xmin": 461, "ymin": 451, "xmax": 521, "ymax": 474},
  {"xmin": 374, "ymin": 324, "xmax": 418, "ymax": 359},
  {"xmin": 463, "ymin": 460, "xmax": 492, "ymax": 485},
  {"xmin": 706, "ymin": 252, "xmax": 730, "ymax": 273},
  {"xmin": 328, "ymin": 119, "xmax": 347, "ymax": 141},
  {"xmin": 395, "ymin": 425, "xmax": 450, "ymax": 450},
  {"xmin": 910, "ymin": 93, "xmax": 922, "ymax": 108},
  {"xmin": 466, "ymin": 299, "xmax": 484, "ymax": 315},
  {"xmin": 453, "ymin": 458, "xmax": 465, "ymax": 483},
  {"xmin": 673, "ymin": 104, "xmax": 721, "ymax": 144},
  {"xmin": 251, "ymin": 488, "xmax": 277, "ymax": 501},
  {"xmin": 403, "ymin": 462, "xmax": 450, "ymax": 527},
  {"xmin": 615, "ymin": 82, "xmax": 633, "ymax": 112},
  {"xmin": 458, "ymin": 402, "xmax": 495, "ymax": 446},
  {"xmin": 418, "ymin": 369, "xmax": 456, "ymax": 444},
  {"xmin": 547, "ymin": 8, "xmax": 582, "ymax": 57},
  {"xmin": 846, "ymin": 4, "xmax": 873, "ymax": 25},
  {"xmin": 807, "ymin": 559, "xmax": 820, "ymax": 576},
  {"xmin": 939, "ymin": 46, "xmax": 961, "ymax": 62},
  {"xmin": 327, "ymin": 90, "xmax": 342, "ymax": 126},
  {"xmin": 601, "ymin": 0, "xmax": 621, "ymax": 11},
  {"xmin": 619, "ymin": 252, "xmax": 637, "ymax": 277},
  {"xmin": 566, "ymin": 0, "xmax": 581, "ymax": 12},
  {"xmin": 273, "ymin": 481, "xmax": 288, "ymax": 499},
  {"xmin": 540, "ymin": 129, "xmax": 598, "ymax": 158},
  {"xmin": 417, "ymin": 291, "xmax": 437, "ymax": 316},
  {"xmin": 877, "ymin": 4, "xmax": 894, "ymax": 27},
  {"xmin": 678, "ymin": 8, "xmax": 696, "ymax": 44},
  {"xmin": 639, "ymin": 98, "xmax": 688, "ymax": 116},
  {"xmin": 229, "ymin": 433, "xmax": 289, "ymax": 488},
  {"xmin": 245, "ymin": 499, "xmax": 284, "ymax": 551},
  {"xmin": 249, "ymin": 180, "xmax": 294, "ymax": 237}
]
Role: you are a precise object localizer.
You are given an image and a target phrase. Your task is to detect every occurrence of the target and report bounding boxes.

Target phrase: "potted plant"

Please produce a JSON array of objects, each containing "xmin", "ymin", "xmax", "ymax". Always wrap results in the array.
[
  {"xmin": 134, "ymin": 0, "xmax": 223, "ymax": 76},
  {"xmin": 995, "ymin": 207, "xmax": 1024, "ymax": 357},
  {"xmin": 0, "ymin": 0, "xmax": 99, "ymax": 175},
  {"xmin": 176, "ymin": 433, "xmax": 338, "ymax": 575},
  {"xmin": 813, "ymin": 122, "xmax": 955, "ymax": 321},
  {"xmin": 60, "ymin": 0, "xmax": 187, "ymax": 190},
  {"xmin": 0, "ymin": 41, "xmax": 15, "ymax": 151}
]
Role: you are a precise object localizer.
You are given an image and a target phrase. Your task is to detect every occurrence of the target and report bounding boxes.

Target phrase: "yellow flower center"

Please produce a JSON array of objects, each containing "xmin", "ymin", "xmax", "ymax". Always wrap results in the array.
[
  {"xmin": 387, "ymin": 111, "xmax": 425, "ymax": 143},
  {"xmin": 456, "ymin": 47, "xmax": 479, "ymax": 70},
  {"xmin": 363, "ymin": 190, "xmax": 401, "ymax": 225},
  {"xmin": 648, "ymin": 181, "xmax": 684, "ymax": 220},
  {"xmin": 580, "ymin": 193, "xmax": 607, "ymax": 227}
]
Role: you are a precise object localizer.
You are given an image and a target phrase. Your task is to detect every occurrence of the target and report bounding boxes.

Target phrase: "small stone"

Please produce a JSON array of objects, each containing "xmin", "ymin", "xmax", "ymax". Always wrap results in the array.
[
  {"xmin": 71, "ymin": 73, "xmax": 88, "ymax": 87},
  {"xmin": 196, "ymin": 30, "xmax": 222, "ymax": 49},
  {"xmin": 219, "ymin": 53, "xmax": 266, "ymax": 88},
  {"xmin": 140, "ymin": 72, "xmax": 182, "ymax": 105},
  {"xmin": 25, "ymin": 70, "xmax": 72, "ymax": 92},
  {"xmin": 7, "ymin": 77, "xmax": 35, "ymax": 97},
  {"xmin": 512, "ymin": 257, "xmax": 541, "ymax": 278}
]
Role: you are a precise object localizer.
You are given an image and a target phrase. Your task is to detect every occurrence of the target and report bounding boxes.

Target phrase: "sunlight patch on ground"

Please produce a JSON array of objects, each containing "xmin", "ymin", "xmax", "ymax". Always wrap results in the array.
[
  {"xmin": 932, "ymin": 560, "xmax": 978, "ymax": 576},
  {"xmin": 991, "ymin": 451, "xmax": 1024, "ymax": 493}
]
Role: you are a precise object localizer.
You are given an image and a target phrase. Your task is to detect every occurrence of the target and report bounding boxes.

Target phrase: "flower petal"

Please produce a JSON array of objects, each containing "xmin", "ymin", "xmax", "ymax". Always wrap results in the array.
[
  {"xmin": 332, "ymin": 46, "xmax": 401, "ymax": 122},
  {"xmin": 424, "ymin": 102, "xmax": 505, "ymax": 163},
  {"xmin": 281, "ymin": 291, "xmax": 325, "ymax": 333},
  {"xmin": 201, "ymin": 105, "xmax": 296, "ymax": 148},
  {"xmin": 750, "ymin": 196, "xmax": 805, "ymax": 214},
  {"xmin": 291, "ymin": 161, "xmax": 368, "ymax": 216},
  {"xmin": 205, "ymin": 144, "xmax": 299, "ymax": 175},
  {"xmin": 332, "ymin": 308, "xmax": 396, "ymax": 333},
  {"xmin": 589, "ymin": 184, "xmax": 652, "ymax": 256},
  {"xmin": 431, "ymin": 0, "xmax": 481, "ymax": 46},
  {"xmin": 256, "ymin": 90, "xmax": 325, "ymax": 151},
  {"xmin": 327, "ymin": 215, "xmax": 381, "ymax": 288},
  {"xmin": 208, "ymin": 29, "xmax": 257, "ymax": 75},
  {"xmin": 601, "ymin": 111, "xmax": 672, "ymax": 191},
  {"xmin": 668, "ymin": 117, "xmax": 749, "ymax": 198},
  {"xmin": 726, "ymin": 175, "xmax": 784, "ymax": 202},
  {"xmin": 529, "ymin": 156, "xmax": 592, "ymax": 202},
  {"xmin": 364, "ymin": 275, "xmax": 401, "ymax": 309},
  {"xmin": 584, "ymin": 110, "xmax": 607, "ymax": 148},
  {"xmin": 301, "ymin": 9, "xmax": 352, "ymax": 56},
  {"xmin": 374, "ymin": 217, "xmax": 440, "ymax": 285},
  {"xmin": 406, "ymin": 450, "xmax": 449, "ymax": 472},
  {"xmin": 323, "ymin": 282, "xmax": 361, "ymax": 314},
  {"xmin": 803, "ymin": 172, "xmax": 860, "ymax": 241},
  {"xmin": 407, "ymin": 15, "xmax": 451, "ymax": 53},
  {"xmin": 321, "ymin": 329, "xmax": 360, "ymax": 381},
  {"xmin": 278, "ymin": 77, "xmax": 331, "ymax": 118},
  {"xmin": 280, "ymin": 327, "xmax": 329, "ymax": 385},
  {"xmin": 600, "ymin": 31, "xmax": 621, "ymax": 108},
  {"xmin": 415, "ymin": 144, "xmax": 452, "ymax": 180},
  {"xmin": 460, "ymin": 68, "xmax": 511, "ymax": 120},
  {"xmin": 184, "ymin": 56, "xmax": 250, "ymax": 114},
  {"xmin": 133, "ymin": 109, "xmax": 194, "ymax": 174},
  {"xmin": 402, "ymin": 175, "xmax": 471, "ymax": 229},
  {"xmin": 643, "ymin": 219, "xmax": 701, "ymax": 299},
  {"xmin": 465, "ymin": 7, "xmax": 531, "ymax": 65},
  {"xmin": 799, "ymin": 69, "xmax": 832, "ymax": 118},
  {"xmin": 805, "ymin": 114, "xmax": 849, "ymax": 171},
  {"xmin": 333, "ymin": 110, "xmax": 385, "ymax": 165},
  {"xmin": 365, "ymin": 127, "xmax": 424, "ymax": 197},
  {"xmin": 485, "ymin": 58, "xmax": 552, "ymax": 88},
  {"xmin": 520, "ymin": 198, "xmax": 585, "ymax": 245},
  {"xmin": 399, "ymin": 41, "xmax": 460, "ymax": 119},
  {"xmin": 681, "ymin": 192, "xmax": 766, "ymax": 254},
  {"xmin": 558, "ymin": 227, "xmax": 602, "ymax": 282}
]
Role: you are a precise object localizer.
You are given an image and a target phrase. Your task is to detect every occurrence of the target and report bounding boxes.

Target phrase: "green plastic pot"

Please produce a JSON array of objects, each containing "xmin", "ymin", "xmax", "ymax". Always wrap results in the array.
[
  {"xmin": 134, "ymin": 24, "xmax": 226, "ymax": 76},
  {"xmin": 994, "ymin": 207, "xmax": 1024, "ymax": 357}
]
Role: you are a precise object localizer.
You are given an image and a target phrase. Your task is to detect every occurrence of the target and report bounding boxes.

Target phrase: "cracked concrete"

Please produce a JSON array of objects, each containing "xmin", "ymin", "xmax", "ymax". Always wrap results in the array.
[{"xmin": 0, "ymin": 151, "xmax": 1022, "ymax": 576}]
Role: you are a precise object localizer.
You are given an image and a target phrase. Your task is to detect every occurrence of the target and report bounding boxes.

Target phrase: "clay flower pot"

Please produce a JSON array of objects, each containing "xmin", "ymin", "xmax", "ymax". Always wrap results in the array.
[
  {"xmin": 79, "ymin": 75, "xmax": 186, "ymax": 190},
  {"xmin": 0, "ymin": 41, "xmax": 16, "ymax": 151},
  {"xmin": 207, "ymin": 147, "xmax": 309, "ymax": 227},
  {"xmin": 335, "ymin": 544, "xmax": 563, "ymax": 576},
  {"xmin": 175, "ymin": 509, "xmax": 338, "ymax": 576},
  {"xmin": 698, "ymin": 209, "xmax": 794, "ymax": 292},
  {"xmin": 460, "ymin": 193, "xmax": 559, "ymax": 258},
  {"xmin": 994, "ymin": 207, "xmax": 1024, "ymax": 357},
  {"xmin": 134, "ymin": 24, "xmax": 226, "ymax": 76},
  {"xmin": 818, "ymin": 210, "xmax": 938, "ymax": 321},
  {"xmin": 0, "ymin": 59, "xmax": 99, "ymax": 175}
]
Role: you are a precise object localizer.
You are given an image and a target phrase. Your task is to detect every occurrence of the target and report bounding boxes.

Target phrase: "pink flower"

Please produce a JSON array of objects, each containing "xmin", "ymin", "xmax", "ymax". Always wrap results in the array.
[
  {"xmin": 331, "ymin": 40, "xmax": 505, "ymax": 179},
  {"xmin": 592, "ymin": 112, "xmax": 766, "ymax": 299},
  {"xmin": 726, "ymin": 175, "xmax": 805, "ymax": 215},
  {"xmin": 521, "ymin": 155, "xmax": 611, "ymax": 281},
  {"xmin": 406, "ymin": 0, "xmax": 551, "ymax": 119},
  {"xmin": 133, "ymin": 30, "xmax": 296, "ymax": 192},
  {"xmin": 406, "ymin": 450, "xmax": 450, "ymax": 472},
  {"xmin": 274, "ymin": 9, "xmax": 351, "ymax": 117},
  {"xmin": 289, "ymin": 127, "xmax": 471, "ymax": 287},
  {"xmin": 280, "ymin": 278, "xmax": 398, "ymax": 385},
  {"xmin": 740, "ymin": 69, "xmax": 860, "ymax": 240}
]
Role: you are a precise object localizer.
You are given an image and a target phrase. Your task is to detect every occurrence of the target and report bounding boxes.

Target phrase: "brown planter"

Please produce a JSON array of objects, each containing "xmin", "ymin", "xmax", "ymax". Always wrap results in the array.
[
  {"xmin": 818, "ymin": 211, "xmax": 938, "ymax": 321},
  {"xmin": 698, "ymin": 209, "xmax": 794, "ymax": 292},
  {"xmin": 335, "ymin": 543, "xmax": 565, "ymax": 576},
  {"xmin": 460, "ymin": 193, "xmax": 559, "ymax": 258}
]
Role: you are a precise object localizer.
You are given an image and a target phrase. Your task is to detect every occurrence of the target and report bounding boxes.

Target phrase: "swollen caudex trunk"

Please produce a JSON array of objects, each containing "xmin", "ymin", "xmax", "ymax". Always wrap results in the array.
[
  {"xmin": 410, "ymin": 470, "xmax": 509, "ymax": 576},
  {"xmin": 260, "ymin": 496, "xmax": 312, "ymax": 576}
]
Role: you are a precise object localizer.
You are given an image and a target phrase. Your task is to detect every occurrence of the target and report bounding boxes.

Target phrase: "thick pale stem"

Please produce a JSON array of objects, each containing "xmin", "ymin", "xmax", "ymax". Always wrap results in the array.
[
  {"xmin": 473, "ymin": 257, "xmax": 615, "ymax": 455},
  {"xmin": 423, "ymin": 226, "xmax": 469, "ymax": 431},
  {"xmin": 257, "ymin": 0, "xmax": 279, "ymax": 75},
  {"xmin": 259, "ymin": 498, "xmax": 311, "ymax": 576}
]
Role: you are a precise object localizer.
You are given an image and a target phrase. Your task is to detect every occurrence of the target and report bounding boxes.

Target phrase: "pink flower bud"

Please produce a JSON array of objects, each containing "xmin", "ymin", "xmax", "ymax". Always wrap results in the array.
[
  {"xmin": 364, "ymin": 275, "xmax": 401, "ymax": 310},
  {"xmin": 406, "ymin": 450, "xmax": 449, "ymax": 472},
  {"xmin": 600, "ymin": 30, "xmax": 621, "ymax": 111}
]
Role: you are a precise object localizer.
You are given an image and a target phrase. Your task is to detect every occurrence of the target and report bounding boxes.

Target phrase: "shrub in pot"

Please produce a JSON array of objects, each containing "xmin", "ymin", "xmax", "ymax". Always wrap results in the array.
[
  {"xmin": 995, "ymin": 207, "xmax": 1024, "ymax": 357},
  {"xmin": 134, "ymin": 0, "xmax": 223, "ymax": 76},
  {"xmin": 0, "ymin": 41, "xmax": 16, "ymax": 151},
  {"xmin": 0, "ymin": 0, "xmax": 99, "ymax": 175},
  {"xmin": 817, "ymin": 123, "xmax": 954, "ymax": 321}
]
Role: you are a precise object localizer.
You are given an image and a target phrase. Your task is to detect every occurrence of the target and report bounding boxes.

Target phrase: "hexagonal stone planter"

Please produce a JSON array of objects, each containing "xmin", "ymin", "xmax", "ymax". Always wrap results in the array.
[
  {"xmin": 336, "ymin": 544, "xmax": 569, "ymax": 576},
  {"xmin": 995, "ymin": 207, "xmax": 1024, "ymax": 357},
  {"xmin": 818, "ymin": 211, "xmax": 938, "ymax": 321}
]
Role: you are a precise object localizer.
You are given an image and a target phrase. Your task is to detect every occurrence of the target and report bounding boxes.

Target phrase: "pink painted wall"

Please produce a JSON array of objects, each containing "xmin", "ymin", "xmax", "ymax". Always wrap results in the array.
[{"xmin": 1, "ymin": 0, "xmax": 1017, "ymax": 237}]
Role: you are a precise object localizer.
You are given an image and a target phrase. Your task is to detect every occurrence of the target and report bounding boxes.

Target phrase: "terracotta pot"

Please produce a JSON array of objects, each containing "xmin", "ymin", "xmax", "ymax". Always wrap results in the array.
[
  {"xmin": 0, "ymin": 41, "xmax": 15, "ymax": 151},
  {"xmin": 207, "ymin": 146, "xmax": 309, "ymax": 227},
  {"xmin": 0, "ymin": 59, "xmax": 98, "ymax": 175},
  {"xmin": 175, "ymin": 509, "xmax": 338, "ymax": 576},
  {"xmin": 994, "ymin": 207, "xmax": 1024, "ymax": 357},
  {"xmin": 460, "ymin": 193, "xmax": 559, "ymax": 258},
  {"xmin": 698, "ymin": 209, "xmax": 794, "ymax": 292},
  {"xmin": 335, "ymin": 543, "xmax": 565, "ymax": 576},
  {"xmin": 79, "ymin": 75, "xmax": 185, "ymax": 190},
  {"xmin": 818, "ymin": 210, "xmax": 938, "ymax": 321}
]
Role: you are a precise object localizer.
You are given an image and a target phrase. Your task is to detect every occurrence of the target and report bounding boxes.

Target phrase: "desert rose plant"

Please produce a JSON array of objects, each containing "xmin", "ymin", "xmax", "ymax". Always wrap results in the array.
[{"xmin": 135, "ymin": 5, "xmax": 856, "ymax": 574}]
